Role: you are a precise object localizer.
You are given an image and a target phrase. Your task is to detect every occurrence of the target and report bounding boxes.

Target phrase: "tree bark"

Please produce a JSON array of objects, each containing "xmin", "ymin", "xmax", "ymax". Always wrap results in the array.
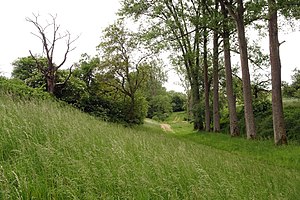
[
  {"xmin": 191, "ymin": 80, "xmax": 204, "ymax": 130},
  {"xmin": 213, "ymin": 30, "xmax": 220, "ymax": 132},
  {"xmin": 203, "ymin": 29, "xmax": 211, "ymax": 132},
  {"xmin": 221, "ymin": 3, "xmax": 240, "ymax": 136},
  {"xmin": 187, "ymin": 90, "xmax": 193, "ymax": 121},
  {"xmin": 127, "ymin": 94, "xmax": 136, "ymax": 124},
  {"xmin": 235, "ymin": 0, "xmax": 256, "ymax": 139},
  {"xmin": 47, "ymin": 75, "xmax": 55, "ymax": 94},
  {"xmin": 202, "ymin": 0, "xmax": 210, "ymax": 132},
  {"xmin": 268, "ymin": 0, "xmax": 287, "ymax": 145}
]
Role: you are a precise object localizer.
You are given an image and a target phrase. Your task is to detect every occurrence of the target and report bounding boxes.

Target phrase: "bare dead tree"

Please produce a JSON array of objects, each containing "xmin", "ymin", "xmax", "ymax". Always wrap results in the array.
[{"xmin": 26, "ymin": 13, "xmax": 79, "ymax": 94}]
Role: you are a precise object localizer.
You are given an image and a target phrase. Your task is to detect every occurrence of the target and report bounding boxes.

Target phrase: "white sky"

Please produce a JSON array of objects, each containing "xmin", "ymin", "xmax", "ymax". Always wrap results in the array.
[
  {"xmin": 0, "ymin": 0, "xmax": 299, "ymax": 93},
  {"xmin": 0, "ymin": 0, "xmax": 121, "ymax": 76}
]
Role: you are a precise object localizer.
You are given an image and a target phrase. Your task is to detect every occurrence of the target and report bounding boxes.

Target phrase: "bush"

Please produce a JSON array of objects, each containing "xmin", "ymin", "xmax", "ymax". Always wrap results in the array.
[
  {"xmin": 284, "ymin": 101, "xmax": 300, "ymax": 142},
  {"xmin": 123, "ymin": 94, "xmax": 149, "ymax": 125},
  {"xmin": 0, "ymin": 77, "xmax": 52, "ymax": 100},
  {"xmin": 169, "ymin": 91, "xmax": 186, "ymax": 112},
  {"xmin": 233, "ymin": 97, "xmax": 300, "ymax": 142},
  {"xmin": 236, "ymin": 99, "xmax": 273, "ymax": 138},
  {"xmin": 147, "ymin": 94, "xmax": 172, "ymax": 121}
]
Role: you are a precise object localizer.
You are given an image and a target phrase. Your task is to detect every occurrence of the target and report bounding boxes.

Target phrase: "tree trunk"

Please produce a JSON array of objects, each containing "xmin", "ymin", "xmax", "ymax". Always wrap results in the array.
[
  {"xmin": 213, "ymin": 30, "xmax": 220, "ymax": 132},
  {"xmin": 191, "ymin": 81, "xmax": 203, "ymax": 131},
  {"xmin": 187, "ymin": 90, "xmax": 193, "ymax": 121},
  {"xmin": 268, "ymin": 0, "xmax": 287, "ymax": 145},
  {"xmin": 235, "ymin": 0, "xmax": 256, "ymax": 139},
  {"xmin": 221, "ymin": 3, "xmax": 240, "ymax": 136},
  {"xmin": 129, "ymin": 95, "xmax": 136, "ymax": 123},
  {"xmin": 46, "ymin": 72, "xmax": 55, "ymax": 94},
  {"xmin": 203, "ymin": 29, "xmax": 211, "ymax": 132}
]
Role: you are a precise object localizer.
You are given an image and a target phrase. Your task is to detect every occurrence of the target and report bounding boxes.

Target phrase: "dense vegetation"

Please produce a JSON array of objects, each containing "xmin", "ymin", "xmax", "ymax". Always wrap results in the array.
[
  {"xmin": 0, "ymin": 88, "xmax": 299, "ymax": 199},
  {"xmin": 11, "ymin": 55, "xmax": 186, "ymax": 125}
]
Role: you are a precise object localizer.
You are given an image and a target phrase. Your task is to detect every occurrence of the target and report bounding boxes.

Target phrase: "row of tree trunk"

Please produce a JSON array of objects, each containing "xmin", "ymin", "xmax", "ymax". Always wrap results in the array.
[
  {"xmin": 204, "ymin": 0, "xmax": 287, "ymax": 145},
  {"xmin": 118, "ymin": 0, "xmax": 288, "ymax": 145}
]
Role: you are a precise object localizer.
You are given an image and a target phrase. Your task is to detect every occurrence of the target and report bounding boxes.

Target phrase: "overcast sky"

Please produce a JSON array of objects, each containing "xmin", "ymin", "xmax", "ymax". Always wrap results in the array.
[
  {"xmin": 0, "ymin": 0, "xmax": 299, "ymax": 92},
  {"xmin": 0, "ymin": 0, "xmax": 120, "ymax": 75}
]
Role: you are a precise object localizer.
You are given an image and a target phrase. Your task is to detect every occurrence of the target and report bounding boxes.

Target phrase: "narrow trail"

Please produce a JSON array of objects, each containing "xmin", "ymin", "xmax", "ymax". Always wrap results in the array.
[
  {"xmin": 160, "ymin": 123, "xmax": 174, "ymax": 133},
  {"xmin": 144, "ymin": 118, "xmax": 174, "ymax": 133}
]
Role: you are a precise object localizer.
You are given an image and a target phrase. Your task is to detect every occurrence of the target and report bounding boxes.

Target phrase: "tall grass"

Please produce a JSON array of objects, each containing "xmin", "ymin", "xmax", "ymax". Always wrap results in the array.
[{"xmin": 1, "ymin": 94, "xmax": 300, "ymax": 199}]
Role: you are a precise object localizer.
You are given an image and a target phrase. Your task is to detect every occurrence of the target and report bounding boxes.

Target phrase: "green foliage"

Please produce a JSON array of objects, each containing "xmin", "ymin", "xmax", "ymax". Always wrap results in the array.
[
  {"xmin": 253, "ymin": 99, "xmax": 273, "ymax": 139},
  {"xmin": 54, "ymin": 70, "xmax": 88, "ymax": 107},
  {"xmin": 244, "ymin": 0, "xmax": 267, "ymax": 24},
  {"xmin": 278, "ymin": 0, "xmax": 300, "ymax": 19},
  {"xmin": 282, "ymin": 69, "xmax": 300, "ymax": 98},
  {"xmin": 124, "ymin": 93, "xmax": 149, "ymax": 124},
  {"xmin": 237, "ymin": 98, "xmax": 273, "ymax": 138},
  {"xmin": 73, "ymin": 54, "xmax": 100, "ymax": 88},
  {"xmin": 282, "ymin": 81, "xmax": 295, "ymax": 97},
  {"xmin": 147, "ymin": 94, "xmax": 172, "ymax": 121},
  {"xmin": 10, "ymin": 51, "xmax": 149, "ymax": 125},
  {"xmin": 284, "ymin": 100, "xmax": 300, "ymax": 142},
  {"xmin": 96, "ymin": 20, "xmax": 155, "ymax": 124},
  {"xmin": 232, "ymin": 96, "xmax": 300, "ymax": 142},
  {"xmin": 169, "ymin": 91, "xmax": 186, "ymax": 112},
  {"xmin": 291, "ymin": 69, "xmax": 300, "ymax": 97},
  {"xmin": 69, "ymin": 54, "xmax": 149, "ymax": 125},
  {"xmin": 0, "ymin": 77, "xmax": 51, "ymax": 100},
  {"xmin": 11, "ymin": 56, "xmax": 46, "ymax": 89},
  {"xmin": 79, "ymin": 93, "xmax": 122, "ymax": 122}
]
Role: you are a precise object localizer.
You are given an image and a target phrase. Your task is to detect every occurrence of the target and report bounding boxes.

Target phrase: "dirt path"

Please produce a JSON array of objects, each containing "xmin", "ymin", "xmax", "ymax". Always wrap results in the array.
[{"xmin": 160, "ymin": 123, "xmax": 174, "ymax": 133}]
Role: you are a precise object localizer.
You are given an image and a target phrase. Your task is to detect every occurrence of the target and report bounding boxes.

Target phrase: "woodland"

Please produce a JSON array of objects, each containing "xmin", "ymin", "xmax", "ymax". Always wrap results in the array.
[
  {"xmin": 0, "ymin": 0, "xmax": 300, "ymax": 198},
  {"xmin": 7, "ymin": 0, "xmax": 300, "ymax": 144}
]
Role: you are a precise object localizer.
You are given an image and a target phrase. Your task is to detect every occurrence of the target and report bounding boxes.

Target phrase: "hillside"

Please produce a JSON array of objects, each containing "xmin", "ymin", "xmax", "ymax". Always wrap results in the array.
[{"xmin": 1, "ymin": 94, "xmax": 300, "ymax": 199}]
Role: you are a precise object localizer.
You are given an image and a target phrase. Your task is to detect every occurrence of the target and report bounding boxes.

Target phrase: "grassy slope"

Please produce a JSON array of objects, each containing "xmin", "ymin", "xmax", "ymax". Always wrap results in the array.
[
  {"xmin": 167, "ymin": 112, "xmax": 300, "ymax": 171},
  {"xmin": 0, "ymin": 95, "xmax": 300, "ymax": 199}
]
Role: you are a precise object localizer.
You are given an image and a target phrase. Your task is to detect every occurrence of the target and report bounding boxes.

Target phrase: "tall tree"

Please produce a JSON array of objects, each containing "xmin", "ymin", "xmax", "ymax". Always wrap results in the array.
[
  {"xmin": 212, "ymin": 0, "xmax": 221, "ymax": 132},
  {"xmin": 268, "ymin": 0, "xmax": 287, "ymax": 145},
  {"xmin": 202, "ymin": 0, "xmax": 211, "ymax": 132},
  {"xmin": 98, "ymin": 20, "xmax": 152, "ymax": 123},
  {"xmin": 26, "ymin": 14, "xmax": 78, "ymax": 94},
  {"xmin": 120, "ymin": 0, "xmax": 205, "ymax": 130},
  {"xmin": 220, "ymin": 2, "xmax": 240, "ymax": 136},
  {"xmin": 219, "ymin": 0, "xmax": 256, "ymax": 139}
]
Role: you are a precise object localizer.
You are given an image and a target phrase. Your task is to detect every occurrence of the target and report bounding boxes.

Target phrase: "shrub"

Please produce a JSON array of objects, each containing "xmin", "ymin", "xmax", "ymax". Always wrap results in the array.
[
  {"xmin": 147, "ymin": 94, "xmax": 172, "ymax": 121},
  {"xmin": 284, "ymin": 102, "xmax": 300, "ymax": 142},
  {"xmin": 0, "ymin": 77, "xmax": 52, "ymax": 100},
  {"xmin": 233, "ymin": 97, "xmax": 300, "ymax": 142}
]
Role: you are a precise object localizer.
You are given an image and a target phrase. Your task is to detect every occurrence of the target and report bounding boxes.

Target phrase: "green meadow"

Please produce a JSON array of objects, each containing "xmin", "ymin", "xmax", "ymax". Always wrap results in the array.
[{"xmin": 1, "ymin": 94, "xmax": 300, "ymax": 199}]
